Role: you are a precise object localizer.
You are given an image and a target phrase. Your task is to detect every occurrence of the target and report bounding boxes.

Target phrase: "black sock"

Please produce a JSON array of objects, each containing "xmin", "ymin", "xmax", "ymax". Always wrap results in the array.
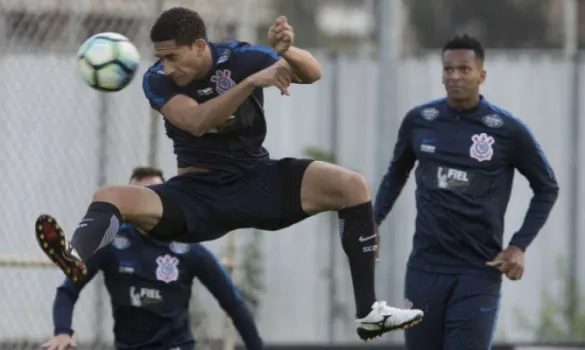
[
  {"xmin": 338, "ymin": 201, "xmax": 378, "ymax": 319},
  {"xmin": 70, "ymin": 202, "xmax": 122, "ymax": 261}
]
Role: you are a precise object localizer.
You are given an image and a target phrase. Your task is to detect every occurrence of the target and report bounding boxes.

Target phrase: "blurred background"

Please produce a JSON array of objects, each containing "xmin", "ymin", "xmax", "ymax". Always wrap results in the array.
[{"xmin": 0, "ymin": 0, "xmax": 584, "ymax": 349}]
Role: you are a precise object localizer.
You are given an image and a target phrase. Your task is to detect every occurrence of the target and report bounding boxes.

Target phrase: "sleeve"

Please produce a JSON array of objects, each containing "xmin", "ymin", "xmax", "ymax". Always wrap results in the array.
[
  {"xmin": 233, "ymin": 42, "xmax": 282, "ymax": 72},
  {"xmin": 508, "ymin": 119, "xmax": 559, "ymax": 251},
  {"xmin": 142, "ymin": 66, "xmax": 182, "ymax": 111},
  {"xmin": 374, "ymin": 112, "xmax": 417, "ymax": 225},
  {"xmin": 191, "ymin": 244, "xmax": 263, "ymax": 350},
  {"xmin": 52, "ymin": 247, "xmax": 108, "ymax": 336}
]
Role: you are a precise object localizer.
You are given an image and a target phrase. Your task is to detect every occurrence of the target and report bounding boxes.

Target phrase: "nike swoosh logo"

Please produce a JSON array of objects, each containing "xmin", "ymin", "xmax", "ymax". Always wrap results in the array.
[{"xmin": 359, "ymin": 234, "xmax": 377, "ymax": 242}]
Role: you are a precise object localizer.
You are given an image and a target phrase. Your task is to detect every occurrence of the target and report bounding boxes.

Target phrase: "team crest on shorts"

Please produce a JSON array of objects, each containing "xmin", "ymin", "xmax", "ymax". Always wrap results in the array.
[
  {"xmin": 210, "ymin": 69, "xmax": 235, "ymax": 95},
  {"xmin": 155, "ymin": 254, "xmax": 179, "ymax": 283},
  {"xmin": 169, "ymin": 242, "xmax": 190, "ymax": 255},
  {"xmin": 469, "ymin": 133, "xmax": 495, "ymax": 162}
]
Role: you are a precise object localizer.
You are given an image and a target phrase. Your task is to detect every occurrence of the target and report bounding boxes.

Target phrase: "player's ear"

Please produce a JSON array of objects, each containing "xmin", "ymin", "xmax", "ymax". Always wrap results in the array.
[
  {"xmin": 193, "ymin": 39, "xmax": 207, "ymax": 53},
  {"xmin": 480, "ymin": 69, "xmax": 486, "ymax": 84}
]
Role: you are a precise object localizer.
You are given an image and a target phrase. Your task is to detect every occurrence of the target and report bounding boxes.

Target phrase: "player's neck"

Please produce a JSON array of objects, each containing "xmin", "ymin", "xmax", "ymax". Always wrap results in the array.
[
  {"xmin": 194, "ymin": 49, "xmax": 214, "ymax": 80},
  {"xmin": 446, "ymin": 94, "xmax": 480, "ymax": 112}
]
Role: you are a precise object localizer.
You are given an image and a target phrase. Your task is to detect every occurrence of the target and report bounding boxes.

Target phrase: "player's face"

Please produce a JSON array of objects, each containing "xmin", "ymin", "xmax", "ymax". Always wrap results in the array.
[
  {"xmin": 154, "ymin": 39, "xmax": 210, "ymax": 86},
  {"xmin": 131, "ymin": 176, "xmax": 164, "ymax": 187},
  {"xmin": 442, "ymin": 49, "xmax": 486, "ymax": 100}
]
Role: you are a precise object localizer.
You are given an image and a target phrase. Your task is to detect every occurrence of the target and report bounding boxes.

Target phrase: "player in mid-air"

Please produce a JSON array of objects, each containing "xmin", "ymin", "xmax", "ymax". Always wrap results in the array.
[
  {"xmin": 34, "ymin": 6, "xmax": 423, "ymax": 340},
  {"xmin": 42, "ymin": 167, "xmax": 263, "ymax": 350},
  {"xmin": 374, "ymin": 35, "xmax": 559, "ymax": 349}
]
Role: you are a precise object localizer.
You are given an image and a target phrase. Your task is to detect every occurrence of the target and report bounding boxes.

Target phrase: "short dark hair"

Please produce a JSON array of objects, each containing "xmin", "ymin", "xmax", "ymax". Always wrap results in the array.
[
  {"xmin": 130, "ymin": 166, "xmax": 165, "ymax": 183},
  {"xmin": 150, "ymin": 7, "xmax": 207, "ymax": 45},
  {"xmin": 442, "ymin": 34, "xmax": 485, "ymax": 62}
]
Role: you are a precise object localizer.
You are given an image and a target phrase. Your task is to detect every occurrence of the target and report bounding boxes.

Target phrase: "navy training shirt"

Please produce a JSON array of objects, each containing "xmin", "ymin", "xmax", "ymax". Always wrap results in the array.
[
  {"xmin": 52, "ymin": 224, "xmax": 262, "ymax": 350},
  {"xmin": 142, "ymin": 41, "xmax": 281, "ymax": 173},
  {"xmin": 374, "ymin": 96, "xmax": 559, "ymax": 280}
]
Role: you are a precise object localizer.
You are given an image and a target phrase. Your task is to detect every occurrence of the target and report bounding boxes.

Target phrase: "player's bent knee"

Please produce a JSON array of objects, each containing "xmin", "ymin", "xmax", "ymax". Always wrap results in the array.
[
  {"xmin": 343, "ymin": 171, "xmax": 370, "ymax": 202},
  {"xmin": 301, "ymin": 161, "xmax": 371, "ymax": 213},
  {"xmin": 93, "ymin": 185, "xmax": 127, "ymax": 208},
  {"xmin": 93, "ymin": 185, "xmax": 163, "ymax": 229}
]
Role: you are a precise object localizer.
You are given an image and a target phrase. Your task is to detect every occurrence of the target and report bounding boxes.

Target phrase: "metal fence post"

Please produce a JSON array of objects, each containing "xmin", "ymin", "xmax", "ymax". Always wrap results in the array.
[
  {"xmin": 327, "ymin": 50, "xmax": 341, "ymax": 343},
  {"xmin": 564, "ymin": 0, "xmax": 580, "ymax": 340}
]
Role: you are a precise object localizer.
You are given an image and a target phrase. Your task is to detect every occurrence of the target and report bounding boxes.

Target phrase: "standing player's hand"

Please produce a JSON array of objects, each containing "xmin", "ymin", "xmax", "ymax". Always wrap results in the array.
[
  {"xmin": 247, "ymin": 63, "xmax": 293, "ymax": 95},
  {"xmin": 486, "ymin": 245, "xmax": 525, "ymax": 281},
  {"xmin": 268, "ymin": 16, "xmax": 294, "ymax": 54},
  {"xmin": 42, "ymin": 334, "xmax": 77, "ymax": 350}
]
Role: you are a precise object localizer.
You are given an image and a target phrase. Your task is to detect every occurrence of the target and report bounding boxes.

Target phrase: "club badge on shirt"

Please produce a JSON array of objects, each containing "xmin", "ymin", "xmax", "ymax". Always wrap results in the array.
[
  {"xmin": 211, "ymin": 69, "xmax": 235, "ymax": 95},
  {"xmin": 421, "ymin": 108, "xmax": 439, "ymax": 121},
  {"xmin": 469, "ymin": 133, "xmax": 495, "ymax": 162},
  {"xmin": 155, "ymin": 254, "xmax": 179, "ymax": 283}
]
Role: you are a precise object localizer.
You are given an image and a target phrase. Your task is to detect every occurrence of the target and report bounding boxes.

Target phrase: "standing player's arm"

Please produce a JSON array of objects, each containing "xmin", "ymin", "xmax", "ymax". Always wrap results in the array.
[
  {"xmin": 52, "ymin": 248, "xmax": 108, "ymax": 336},
  {"xmin": 278, "ymin": 46, "xmax": 322, "ymax": 84},
  {"xmin": 143, "ymin": 71, "xmax": 257, "ymax": 137},
  {"xmin": 190, "ymin": 244, "xmax": 263, "ymax": 350},
  {"xmin": 374, "ymin": 112, "xmax": 417, "ymax": 226},
  {"xmin": 508, "ymin": 120, "xmax": 559, "ymax": 251}
]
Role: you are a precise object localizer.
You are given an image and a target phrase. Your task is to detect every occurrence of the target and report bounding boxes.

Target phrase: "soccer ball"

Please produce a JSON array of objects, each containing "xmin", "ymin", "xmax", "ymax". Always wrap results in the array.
[{"xmin": 76, "ymin": 32, "xmax": 140, "ymax": 92}]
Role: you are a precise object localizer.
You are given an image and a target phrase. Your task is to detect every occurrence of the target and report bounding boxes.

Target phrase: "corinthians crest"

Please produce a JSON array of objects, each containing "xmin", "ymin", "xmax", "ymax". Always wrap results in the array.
[
  {"xmin": 469, "ymin": 133, "xmax": 495, "ymax": 162},
  {"xmin": 210, "ymin": 69, "xmax": 236, "ymax": 95}
]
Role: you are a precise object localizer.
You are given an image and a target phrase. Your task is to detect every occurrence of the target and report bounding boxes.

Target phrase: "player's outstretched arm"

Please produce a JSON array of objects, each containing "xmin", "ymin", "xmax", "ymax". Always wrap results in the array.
[
  {"xmin": 190, "ymin": 244, "xmax": 263, "ymax": 350},
  {"xmin": 373, "ymin": 112, "xmax": 418, "ymax": 226},
  {"xmin": 278, "ymin": 46, "xmax": 322, "ymax": 84},
  {"xmin": 51, "ymin": 248, "xmax": 107, "ymax": 338},
  {"xmin": 144, "ymin": 66, "xmax": 290, "ymax": 137},
  {"xmin": 508, "ymin": 119, "xmax": 559, "ymax": 251}
]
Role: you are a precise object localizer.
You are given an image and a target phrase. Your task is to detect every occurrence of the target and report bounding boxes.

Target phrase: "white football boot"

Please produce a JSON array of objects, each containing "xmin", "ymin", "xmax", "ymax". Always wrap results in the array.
[{"xmin": 356, "ymin": 301, "xmax": 424, "ymax": 340}]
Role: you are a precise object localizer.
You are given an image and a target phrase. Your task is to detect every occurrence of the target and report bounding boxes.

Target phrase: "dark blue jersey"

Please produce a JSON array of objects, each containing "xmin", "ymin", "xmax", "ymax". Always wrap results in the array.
[
  {"xmin": 374, "ymin": 96, "xmax": 559, "ymax": 279},
  {"xmin": 52, "ymin": 224, "xmax": 262, "ymax": 350},
  {"xmin": 142, "ymin": 41, "xmax": 281, "ymax": 174}
]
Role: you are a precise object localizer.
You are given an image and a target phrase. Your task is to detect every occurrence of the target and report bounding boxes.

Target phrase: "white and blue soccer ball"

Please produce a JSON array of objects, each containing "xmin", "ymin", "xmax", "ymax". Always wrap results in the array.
[{"xmin": 76, "ymin": 32, "xmax": 140, "ymax": 92}]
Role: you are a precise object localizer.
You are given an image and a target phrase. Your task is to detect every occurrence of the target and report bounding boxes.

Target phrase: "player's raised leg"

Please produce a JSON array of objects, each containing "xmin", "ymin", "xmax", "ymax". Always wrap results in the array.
[
  {"xmin": 35, "ymin": 184, "xmax": 174, "ymax": 281},
  {"xmin": 299, "ymin": 161, "xmax": 424, "ymax": 340}
]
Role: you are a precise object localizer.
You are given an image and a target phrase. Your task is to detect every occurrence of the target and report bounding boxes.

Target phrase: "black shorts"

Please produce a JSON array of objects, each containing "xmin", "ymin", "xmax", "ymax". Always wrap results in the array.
[{"xmin": 147, "ymin": 158, "xmax": 314, "ymax": 242}]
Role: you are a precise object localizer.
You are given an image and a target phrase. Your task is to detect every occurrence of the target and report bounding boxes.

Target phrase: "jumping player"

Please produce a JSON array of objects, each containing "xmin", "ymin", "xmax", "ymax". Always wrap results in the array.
[
  {"xmin": 42, "ymin": 167, "xmax": 263, "ymax": 350},
  {"xmin": 34, "ymin": 7, "xmax": 423, "ymax": 340},
  {"xmin": 374, "ymin": 35, "xmax": 559, "ymax": 349}
]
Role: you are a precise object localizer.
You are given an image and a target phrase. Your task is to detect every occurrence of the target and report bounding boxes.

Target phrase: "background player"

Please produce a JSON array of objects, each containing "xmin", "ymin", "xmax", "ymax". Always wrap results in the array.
[
  {"xmin": 373, "ymin": 34, "xmax": 559, "ymax": 349},
  {"xmin": 35, "ymin": 7, "xmax": 423, "ymax": 340},
  {"xmin": 42, "ymin": 167, "xmax": 263, "ymax": 350}
]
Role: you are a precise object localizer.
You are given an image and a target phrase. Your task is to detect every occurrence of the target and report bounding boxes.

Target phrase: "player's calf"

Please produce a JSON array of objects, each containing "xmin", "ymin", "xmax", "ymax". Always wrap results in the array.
[
  {"xmin": 299, "ymin": 161, "xmax": 423, "ymax": 339},
  {"xmin": 70, "ymin": 185, "xmax": 163, "ymax": 261},
  {"xmin": 301, "ymin": 162, "xmax": 378, "ymax": 313}
]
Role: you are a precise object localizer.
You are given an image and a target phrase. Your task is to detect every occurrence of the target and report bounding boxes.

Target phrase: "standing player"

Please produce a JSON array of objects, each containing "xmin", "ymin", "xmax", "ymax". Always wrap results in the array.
[
  {"xmin": 374, "ymin": 34, "xmax": 559, "ymax": 349},
  {"xmin": 34, "ymin": 7, "xmax": 423, "ymax": 340},
  {"xmin": 42, "ymin": 167, "xmax": 263, "ymax": 350}
]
